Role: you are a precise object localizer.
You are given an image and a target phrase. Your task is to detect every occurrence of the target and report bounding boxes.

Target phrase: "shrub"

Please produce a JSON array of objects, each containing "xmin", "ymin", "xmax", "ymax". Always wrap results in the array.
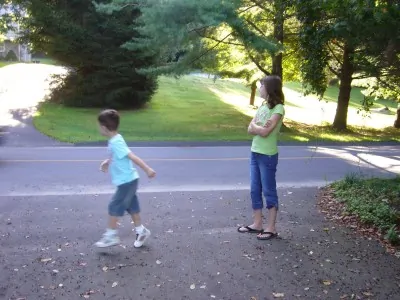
[{"xmin": 5, "ymin": 50, "xmax": 18, "ymax": 61}]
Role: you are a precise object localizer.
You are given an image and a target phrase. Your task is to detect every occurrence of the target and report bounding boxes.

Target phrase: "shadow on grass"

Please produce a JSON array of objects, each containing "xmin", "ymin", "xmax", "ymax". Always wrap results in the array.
[{"xmin": 284, "ymin": 82, "xmax": 398, "ymax": 111}]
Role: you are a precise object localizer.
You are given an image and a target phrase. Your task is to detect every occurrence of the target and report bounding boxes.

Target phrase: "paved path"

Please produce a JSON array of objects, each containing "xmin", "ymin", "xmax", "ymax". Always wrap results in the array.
[
  {"xmin": 0, "ymin": 145, "xmax": 399, "ymax": 197},
  {"xmin": 0, "ymin": 145, "xmax": 399, "ymax": 299},
  {"xmin": 0, "ymin": 63, "xmax": 67, "ymax": 147},
  {"xmin": 1, "ymin": 189, "xmax": 399, "ymax": 300}
]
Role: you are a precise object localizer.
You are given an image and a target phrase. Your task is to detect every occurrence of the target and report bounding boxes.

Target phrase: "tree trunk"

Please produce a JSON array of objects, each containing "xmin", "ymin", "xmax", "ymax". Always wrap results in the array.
[
  {"xmin": 249, "ymin": 80, "xmax": 257, "ymax": 106},
  {"xmin": 394, "ymin": 105, "xmax": 400, "ymax": 128},
  {"xmin": 333, "ymin": 44, "xmax": 354, "ymax": 131},
  {"xmin": 272, "ymin": 0, "xmax": 284, "ymax": 80}
]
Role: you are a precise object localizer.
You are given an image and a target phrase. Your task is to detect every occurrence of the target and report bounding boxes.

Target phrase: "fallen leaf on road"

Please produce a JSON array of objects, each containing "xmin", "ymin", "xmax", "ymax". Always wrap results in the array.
[
  {"xmin": 200, "ymin": 285, "xmax": 206, "ymax": 289},
  {"xmin": 339, "ymin": 295, "xmax": 348, "ymax": 299},
  {"xmin": 52, "ymin": 269, "xmax": 59, "ymax": 274},
  {"xmin": 59, "ymin": 284, "xmax": 63, "ymax": 288},
  {"xmin": 102, "ymin": 266, "xmax": 108, "ymax": 272},
  {"xmin": 112, "ymin": 282, "xmax": 118, "ymax": 288},
  {"xmin": 304, "ymin": 287, "xmax": 310, "ymax": 291},
  {"xmin": 323, "ymin": 280, "xmax": 332, "ymax": 286},
  {"xmin": 156, "ymin": 260, "xmax": 162, "ymax": 265},
  {"xmin": 166, "ymin": 229, "xmax": 173, "ymax": 233},
  {"xmin": 211, "ymin": 296, "xmax": 216, "ymax": 299},
  {"xmin": 190, "ymin": 284, "xmax": 195, "ymax": 290},
  {"xmin": 272, "ymin": 292, "xmax": 285, "ymax": 298},
  {"xmin": 40, "ymin": 258, "xmax": 52, "ymax": 263},
  {"xmin": 79, "ymin": 262, "xmax": 87, "ymax": 266}
]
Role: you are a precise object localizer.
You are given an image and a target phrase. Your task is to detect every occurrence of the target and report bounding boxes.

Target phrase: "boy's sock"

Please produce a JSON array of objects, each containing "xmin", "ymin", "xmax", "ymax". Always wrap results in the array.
[
  {"xmin": 106, "ymin": 228, "xmax": 117, "ymax": 236},
  {"xmin": 135, "ymin": 225, "xmax": 145, "ymax": 234}
]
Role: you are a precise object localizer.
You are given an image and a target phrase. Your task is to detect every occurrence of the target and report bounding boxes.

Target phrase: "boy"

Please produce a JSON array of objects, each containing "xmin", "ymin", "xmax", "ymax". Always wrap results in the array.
[{"xmin": 95, "ymin": 109, "xmax": 156, "ymax": 248}]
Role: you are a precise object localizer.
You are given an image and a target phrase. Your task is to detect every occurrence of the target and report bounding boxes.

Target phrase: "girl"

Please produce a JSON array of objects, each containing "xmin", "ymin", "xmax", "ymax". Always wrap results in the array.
[{"xmin": 238, "ymin": 75, "xmax": 285, "ymax": 240}]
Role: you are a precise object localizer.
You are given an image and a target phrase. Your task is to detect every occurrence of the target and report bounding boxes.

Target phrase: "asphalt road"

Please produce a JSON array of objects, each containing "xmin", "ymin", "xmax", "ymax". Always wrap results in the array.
[{"xmin": 0, "ymin": 145, "xmax": 399, "ymax": 197}]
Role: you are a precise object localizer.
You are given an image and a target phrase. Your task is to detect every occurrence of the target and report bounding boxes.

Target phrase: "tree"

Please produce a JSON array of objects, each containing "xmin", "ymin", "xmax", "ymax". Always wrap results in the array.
[
  {"xmin": 296, "ymin": 0, "xmax": 400, "ymax": 130},
  {"xmin": 99, "ymin": 0, "xmax": 301, "ymax": 106},
  {"xmin": 17, "ymin": 0, "xmax": 158, "ymax": 109}
]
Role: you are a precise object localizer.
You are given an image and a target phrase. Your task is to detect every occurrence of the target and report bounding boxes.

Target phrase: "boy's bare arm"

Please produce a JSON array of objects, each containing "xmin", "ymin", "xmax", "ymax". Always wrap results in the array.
[
  {"xmin": 99, "ymin": 158, "xmax": 110, "ymax": 172},
  {"xmin": 128, "ymin": 152, "xmax": 156, "ymax": 178}
]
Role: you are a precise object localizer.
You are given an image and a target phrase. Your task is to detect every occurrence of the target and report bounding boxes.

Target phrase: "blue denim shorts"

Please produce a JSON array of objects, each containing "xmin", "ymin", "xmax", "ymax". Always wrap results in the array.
[{"xmin": 108, "ymin": 179, "xmax": 140, "ymax": 217}]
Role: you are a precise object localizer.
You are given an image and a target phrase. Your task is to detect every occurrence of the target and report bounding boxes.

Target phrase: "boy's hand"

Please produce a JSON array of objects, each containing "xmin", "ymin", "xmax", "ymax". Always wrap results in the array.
[
  {"xmin": 146, "ymin": 168, "xmax": 156, "ymax": 178},
  {"xmin": 100, "ymin": 159, "xmax": 110, "ymax": 173}
]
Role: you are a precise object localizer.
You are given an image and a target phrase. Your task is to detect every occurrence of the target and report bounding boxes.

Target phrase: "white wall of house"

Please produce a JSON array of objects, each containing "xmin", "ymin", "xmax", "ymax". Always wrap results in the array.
[{"xmin": 0, "ymin": 6, "xmax": 31, "ymax": 62}]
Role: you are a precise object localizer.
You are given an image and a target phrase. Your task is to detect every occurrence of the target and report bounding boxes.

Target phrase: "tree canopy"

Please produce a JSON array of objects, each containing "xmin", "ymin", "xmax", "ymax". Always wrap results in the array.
[
  {"xmin": 296, "ymin": 0, "xmax": 400, "ymax": 130},
  {"xmin": 14, "ymin": 0, "xmax": 158, "ymax": 109}
]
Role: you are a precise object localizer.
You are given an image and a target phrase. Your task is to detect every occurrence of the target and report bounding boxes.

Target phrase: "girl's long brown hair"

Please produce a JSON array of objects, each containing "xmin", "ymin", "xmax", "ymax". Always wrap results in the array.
[{"xmin": 260, "ymin": 75, "xmax": 285, "ymax": 109}]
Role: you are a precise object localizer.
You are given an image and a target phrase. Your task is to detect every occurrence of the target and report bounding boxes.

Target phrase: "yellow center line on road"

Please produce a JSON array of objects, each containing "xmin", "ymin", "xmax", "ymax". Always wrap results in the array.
[{"xmin": 0, "ymin": 156, "xmax": 339, "ymax": 163}]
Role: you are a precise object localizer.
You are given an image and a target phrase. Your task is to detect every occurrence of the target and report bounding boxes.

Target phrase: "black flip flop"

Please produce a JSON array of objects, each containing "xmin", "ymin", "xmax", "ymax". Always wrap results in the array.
[
  {"xmin": 237, "ymin": 226, "xmax": 263, "ymax": 234},
  {"xmin": 257, "ymin": 231, "xmax": 278, "ymax": 240}
]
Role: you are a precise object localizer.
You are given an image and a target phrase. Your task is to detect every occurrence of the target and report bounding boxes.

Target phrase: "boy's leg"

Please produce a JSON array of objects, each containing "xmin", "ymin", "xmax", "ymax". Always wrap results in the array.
[
  {"xmin": 130, "ymin": 212, "xmax": 141, "ymax": 227},
  {"xmin": 127, "ymin": 180, "xmax": 151, "ymax": 248},
  {"xmin": 109, "ymin": 216, "xmax": 119, "ymax": 230},
  {"xmin": 94, "ymin": 185, "xmax": 128, "ymax": 248}
]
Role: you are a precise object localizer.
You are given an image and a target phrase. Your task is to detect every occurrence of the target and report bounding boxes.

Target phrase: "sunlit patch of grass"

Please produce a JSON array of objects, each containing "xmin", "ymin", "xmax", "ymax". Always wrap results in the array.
[
  {"xmin": 0, "ymin": 61, "xmax": 17, "ymax": 68},
  {"xmin": 280, "ymin": 120, "xmax": 400, "ymax": 143}
]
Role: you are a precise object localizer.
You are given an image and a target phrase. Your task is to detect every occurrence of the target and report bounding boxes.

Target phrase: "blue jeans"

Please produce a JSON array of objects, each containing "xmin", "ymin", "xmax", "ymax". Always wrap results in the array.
[{"xmin": 250, "ymin": 152, "xmax": 279, "ymax": 210}]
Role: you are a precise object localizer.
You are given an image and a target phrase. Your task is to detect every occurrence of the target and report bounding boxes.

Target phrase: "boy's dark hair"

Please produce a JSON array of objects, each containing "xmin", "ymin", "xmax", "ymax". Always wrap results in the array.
[{"xmin": 98, "ymin": 109, "xmax": 120, "ymax": 131}]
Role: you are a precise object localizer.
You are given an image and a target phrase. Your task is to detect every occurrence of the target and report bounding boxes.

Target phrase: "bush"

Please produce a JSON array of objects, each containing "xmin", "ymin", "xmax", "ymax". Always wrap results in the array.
[
  {"xmin": 5, "ymin": 50, "xmax": 18, "ymax": 61},
  {"xmin": 331, "ymin": 175, "xmax": 400, "ymax": 245},
  {"xmin": 50, "ymin": 67, "xmax": 157, "ymax": 109}
]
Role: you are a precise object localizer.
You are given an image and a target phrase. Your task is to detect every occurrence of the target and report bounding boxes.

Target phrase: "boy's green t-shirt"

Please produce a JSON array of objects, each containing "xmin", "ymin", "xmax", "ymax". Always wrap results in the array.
[{"xmin": 251, "ymin": 103, "xmax": 285, "ymax": 155}]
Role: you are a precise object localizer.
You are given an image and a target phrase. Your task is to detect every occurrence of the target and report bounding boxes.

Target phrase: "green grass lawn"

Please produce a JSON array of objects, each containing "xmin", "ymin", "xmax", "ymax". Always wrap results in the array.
[
  {"xmin": 33, "ymin": 75, "xmax": 400, "ymax": 143},
  {"xmin": 34, "ymin": 76, "xmax": 253, "ymax": 143},
  {"xmin": 0, "ymin": 58, "xmax": 59, "ymax": 68},
  {"xmin": 0, "ymin": 61, "xmax": 17, "ymax": 68},
  {"xmin": 31, "ymin": 57, "xmax": 60, "ymax": 65}
]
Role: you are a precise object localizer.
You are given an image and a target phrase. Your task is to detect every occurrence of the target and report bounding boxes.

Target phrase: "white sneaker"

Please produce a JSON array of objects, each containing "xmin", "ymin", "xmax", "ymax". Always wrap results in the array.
[
  {"xmin": 134, "ymin": 227, "xmax": 151, "ymax": 248},
  {"xmin": 95, "ymin": 233, "xmax": 120, "ymax": 248}
]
